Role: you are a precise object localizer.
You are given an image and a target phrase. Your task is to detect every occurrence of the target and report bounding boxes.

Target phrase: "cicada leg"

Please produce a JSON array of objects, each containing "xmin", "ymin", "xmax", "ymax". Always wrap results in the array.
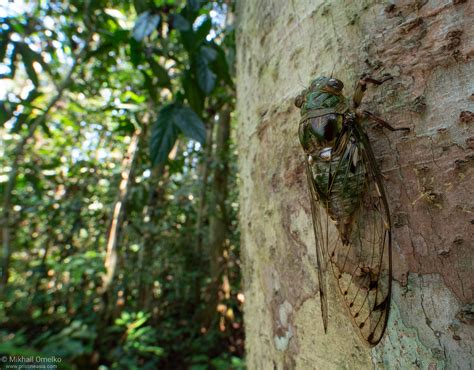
[
  {"xmin": 352, "ymin": 74, "xmax": 393, "ymax": 108},
  {"xmin": 360, "ymin": 110, "xmax": 410, "ymax": 132},
  {"xmin": 352, "ymin": 75, "xmax": 411, "ymax": 132}
]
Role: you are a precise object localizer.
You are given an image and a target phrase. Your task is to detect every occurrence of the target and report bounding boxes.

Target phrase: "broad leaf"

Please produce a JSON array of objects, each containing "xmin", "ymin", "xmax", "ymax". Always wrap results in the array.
[
  {"xmin": 148, "ymin": 58, "xmax": 170, "ymax": 87},
  {"xmin": 111, "ymin": 29, "xmax": 130, "ymax": 43},
  {"xmin": 195, "ymin": 18, "xmax": 212, "ymax": 43},
  {"xmin": 0, "ymin": 30, "xmax": 10, "ymax": 62},
  {"xmin": 11, "ymin": 112, "xmax": 29, "ymax": 133},
  {"xmin": 0, "ymin": 101, "xmax": 14, "ymax": 126},
  {"xmin": 183, "ymin": 72, "xmax": 204, "ymax": 115},
  {"xmin": 141, "ymin": 70, "xmax": 157, "ymax": 102},
  {"xmin": 133, "ymin": 11, "xmax": 160, "ymax": 41},
  {"xmin": 179, "ymin": 29, "xmax": 196, "ymax": 52},
  {"xmin": 173, "ymin": 14, "xmax": 191, "ymax": 31},
  {"xmin": 173, "ymin": 104, "xmax": 206, "ymax": 144},
  {"xmin": 200, "ymin": 45, "xmax": 217, "ymax": 62},
  {"xmin": 133, "ymin": 0, "xmax": 148, "ymax": 14},
  {"xmin": 188, "ymin": 0, "xmax": 204, "ymax": 12},
  {"xmin": 150, "ymin": 104, "xmax": 180, "ymax": 165},
  {"xmin": 213, "ymin": 43, "xmax": 233, "ymax": 86},
  {"xmin": 196, "ymin": 53, "xmax": 216, "ymax": 94},
  {"xmin": 129, "ymin": 37, "xmax": 143, "ymax": 66},
  {"xmin": 17, "ymin": 43, "xmax": 39, "ymax": 86},
  {"xmin": 20, "ymin": 42, "xmax": 53, "ymax": 79},
  {"xmin": 150, "ymin": 103, "xmax": 206, "ymax": 165}
]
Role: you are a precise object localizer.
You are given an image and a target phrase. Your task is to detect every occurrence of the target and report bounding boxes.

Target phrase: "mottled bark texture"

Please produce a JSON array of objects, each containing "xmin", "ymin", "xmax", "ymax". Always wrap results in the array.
[{"xmin": 236, "ymin": 0, "xmax": 473, "ymax": 369}]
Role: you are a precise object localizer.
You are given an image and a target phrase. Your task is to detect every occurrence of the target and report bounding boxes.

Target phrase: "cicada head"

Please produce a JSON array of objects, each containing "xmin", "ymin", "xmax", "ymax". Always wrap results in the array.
[
  {"xmin": 295, "ymin": 76, "xmax": 346, "ymax": 115},
  {"xmin": 311, "ymin": 76, "xmax": 344, "ymax": 93},
  {"xmin": 297, "ymin": 76, "xmax": 347, "ymax": 153}
]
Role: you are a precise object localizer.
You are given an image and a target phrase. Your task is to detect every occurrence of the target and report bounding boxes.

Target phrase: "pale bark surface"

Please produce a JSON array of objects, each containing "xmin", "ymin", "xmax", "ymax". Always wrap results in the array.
[
  {"xmin": 236, "ymin": 0, "xmax": 473, "ymax": 369},
  {"xmin": 101, "ymin": 129, "xmax": 142, "ymax": 293}
]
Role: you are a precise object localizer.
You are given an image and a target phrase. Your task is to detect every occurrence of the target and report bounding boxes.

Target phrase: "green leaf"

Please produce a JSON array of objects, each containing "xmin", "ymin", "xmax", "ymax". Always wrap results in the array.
[
  {"xmin": 137, "ymin": 345, "xmax": 164, "ymax": 356},
  {"xmin": 26, "ymin": 88, "xmax": 42, "ymax": 102},
  {"xmin": 173, "ymin": 14, "xmax": 191, "ymax": 31},
  {"xmin": 10, "ymin": 21, "xmax": 25, "ymax": 34},
  {"xmin": 195, "ymin": 17, "xmax": 212, "ymax": 43},
  {"xmin": 133, "ymin": 11, "xmax": 160, "ymax": 41},
  {"xmin": 179, "ymin": 29, "xmax": 196, "ymax": 52},
  {"xmin": 40, "ymin": 119, "xmax": 52, "ymax": 137},
  {"xmin": 0, "ymin": 30, "xmax": 10, "ymax": 62},
  {"xmin": 29, "ymin": 49, "xmax": 52, "ymax": 77},
  {"xmin": 11, "ymin": 113, "xmax": 29, "ymax": 133},
  {"xmin": 183, "ymin": 72, "xmax": 204, "ymax": 115},
  {"xmin": 150, "ymin": 103, "xmax": 206, "ymax": 165},
  {"xmin": 17, "ymin": 43, "xmax": 39, "ymax": 86},
  {"xmin": 173, "ymin": 104, "xmax": 206, "ymax": 143},
  {"xmin": 188, "ymin": 0, "xmax": 204, "ymax": 12},
  {"xmin": 111, "ymin": 29, "xmax": 130, "ymax": 43},
  {"xmin": 196, "ymin": 52, "xmax": 216, "ymax": 94},
  {"xmin": 190, "ymin": 365, "xmax": 208, "ymax": 370},
  {"xmin": 213, "ymin": 44, "xmax": 233, "ymax": 86},
  {"xmin": 148, "ymin": 58, "xmax": 170, "ymax": 87},
  {"xmin": 0, "ymin": 101, "xmax": 14, "ymax": 126},
  {"xmin": 129, "ymin": 37, "xmax": 143, "ymax": 66},
  {"xmin": 133, "ymin": 0, "xmax": 149, "ymax": 14},
  {"xmin": 150, "ymin": 104, "xmax": 180, "ymax": 165},
  {"xmin": 200, "ymin": 45, "xmax": 217, "ymax": 62},
  {"xmin": 87, "ymin": 42, "xmax": 114, "ymax": 59},
  {"xmin": 141, "ymin": 70, "xmax": 157, "ymax": 102}
]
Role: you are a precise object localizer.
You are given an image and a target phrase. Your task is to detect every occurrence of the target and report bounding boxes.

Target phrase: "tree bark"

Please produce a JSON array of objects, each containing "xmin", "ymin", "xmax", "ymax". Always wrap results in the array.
[
  {"xmin": 137, "ymin": 163, "xmax": 166, "ymax": 310},
  {"xmin": 101, "ymin": 129, "xmax": 142, "ymax": 294},
  {"xmin": 236, "ymin": 0, "xmax": 473, "ymax": 368},
  {"xmin": 196, "ymin": 120, "xmax": 215, "ymax": 263},
  {"xmin": 205, "ymin": 109, "xmax": 231, "ymax": 325},
  {"xmin": 192, "ymin": 117, "xmax": 216, "ymax": 307}
]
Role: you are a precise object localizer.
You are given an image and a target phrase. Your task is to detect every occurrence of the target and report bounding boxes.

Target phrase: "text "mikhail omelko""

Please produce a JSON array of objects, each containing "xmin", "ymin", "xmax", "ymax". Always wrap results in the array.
[{"xmin": 7, "ymin": 356, "xmax": 62, "ymax": 363}]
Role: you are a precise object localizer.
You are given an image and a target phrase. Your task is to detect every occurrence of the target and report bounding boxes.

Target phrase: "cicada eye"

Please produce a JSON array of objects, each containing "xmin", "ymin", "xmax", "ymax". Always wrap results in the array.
[
  {"xmin": 328, "ymin": 78, "xmax": 344, "ymax": 91},
  {"xmin": 295, "ymin": 94, "xmax": 305, "ymax": 108}
]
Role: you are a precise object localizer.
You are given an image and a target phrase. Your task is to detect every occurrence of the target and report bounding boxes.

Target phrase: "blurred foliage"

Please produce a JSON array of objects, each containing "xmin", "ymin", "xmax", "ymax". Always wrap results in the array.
[{"xmin": 0, "ymin": 0, "xmax": 242, "ymax": 369}]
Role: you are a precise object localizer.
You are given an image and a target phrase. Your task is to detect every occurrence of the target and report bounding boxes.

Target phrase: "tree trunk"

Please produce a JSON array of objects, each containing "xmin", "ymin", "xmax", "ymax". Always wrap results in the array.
[
  {"xmin": 192, "ymin": 120, "xmax": 215, "ymax": 307},
  {"xmin": 205, "ymin": 109, "xmax": 231, "ymax": 325},
  {"xmin": 196, "ymin": 119, "xmax": 215, "ymax": 265},
  {"xmin": 101, "ymin": 129, "xmax": 142, "ymax": 294},
  {"xmin": 236, "ymin": 1, "xmax": 473, "ymax": 369},
  {"xmin": 137, "ymin": 164, "xmax": 166, "ymax": 310}
]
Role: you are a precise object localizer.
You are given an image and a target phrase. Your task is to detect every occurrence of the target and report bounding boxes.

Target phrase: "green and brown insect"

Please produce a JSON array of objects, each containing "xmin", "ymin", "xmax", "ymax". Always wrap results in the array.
[{"xmin": 295, "ymin": 74, "xmax": 408, "ymax": 346}]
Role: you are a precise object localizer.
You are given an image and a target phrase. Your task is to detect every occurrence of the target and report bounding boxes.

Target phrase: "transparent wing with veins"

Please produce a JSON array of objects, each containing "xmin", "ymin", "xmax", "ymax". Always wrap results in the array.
[{"xmin": 305, "ymin": 124, "xmax": 392, "ymax": 346}]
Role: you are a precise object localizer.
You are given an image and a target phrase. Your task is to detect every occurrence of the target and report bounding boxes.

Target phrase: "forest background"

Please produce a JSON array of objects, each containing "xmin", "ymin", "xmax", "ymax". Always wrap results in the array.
[{"xmin": 0, "ymin": 1, "xmax": 243, "ymax": 369}]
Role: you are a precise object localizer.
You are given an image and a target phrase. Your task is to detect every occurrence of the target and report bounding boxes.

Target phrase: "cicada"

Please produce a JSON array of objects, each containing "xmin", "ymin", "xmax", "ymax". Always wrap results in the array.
[{"xmin": 295, "ymin": 75, "xmax": 408, "ymax": 346}]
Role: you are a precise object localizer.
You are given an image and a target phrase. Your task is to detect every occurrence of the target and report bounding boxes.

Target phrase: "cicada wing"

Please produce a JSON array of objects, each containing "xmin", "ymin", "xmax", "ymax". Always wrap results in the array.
[
  {"xmin": 352, "ymin": 127, "xmax": 392, "ymax": 346},
  {"xmin": 326, "ymin": 127, "xmax": 392, "ymax": 346},
  {"xmin": 305, "ymin": 159, "xmax": 329, "ymax": 333}
]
